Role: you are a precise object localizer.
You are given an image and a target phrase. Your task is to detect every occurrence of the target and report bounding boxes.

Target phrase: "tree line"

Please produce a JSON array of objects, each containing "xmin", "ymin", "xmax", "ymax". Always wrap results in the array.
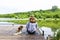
[{"xmin": 0, "ymin": 6, "xmax": 60, "ymax": 19}]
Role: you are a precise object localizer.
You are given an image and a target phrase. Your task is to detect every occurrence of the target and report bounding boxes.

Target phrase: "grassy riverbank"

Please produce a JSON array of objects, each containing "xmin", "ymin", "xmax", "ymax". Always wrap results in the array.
[{"xmin": 5, "ymin": 19, "xmax": 59, "ymax": 30}]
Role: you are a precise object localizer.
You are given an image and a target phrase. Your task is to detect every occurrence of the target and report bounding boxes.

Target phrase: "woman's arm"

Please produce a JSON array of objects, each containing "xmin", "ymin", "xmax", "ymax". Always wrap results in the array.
[{"xmin": 26, "ymin": 22, "xmax": 29, "ymax": 29}]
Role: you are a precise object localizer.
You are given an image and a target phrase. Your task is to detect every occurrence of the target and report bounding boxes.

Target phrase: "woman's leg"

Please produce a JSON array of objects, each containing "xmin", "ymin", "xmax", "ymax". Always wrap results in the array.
[{"xmin": 27, "ymin": 30, "xmax": 35, "ymax": 34}]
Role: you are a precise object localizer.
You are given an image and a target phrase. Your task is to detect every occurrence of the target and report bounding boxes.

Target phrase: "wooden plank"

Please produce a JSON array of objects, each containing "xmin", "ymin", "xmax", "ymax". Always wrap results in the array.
[
  {"xmin": 0, "ymin": 35, "xmax": 45, "ymax": 40},
  {"xmin": 0, "ymin": 25, "xmax": 45, "ymax": 40}
]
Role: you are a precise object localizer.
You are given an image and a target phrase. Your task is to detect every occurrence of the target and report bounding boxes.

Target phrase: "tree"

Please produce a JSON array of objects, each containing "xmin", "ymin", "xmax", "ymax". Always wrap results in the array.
[
  {"xmin": 53, "ymin": 15, "xmax": 59, "ymax": 18},
  {"xmin": 51, "ymin": 6, "xmax": 58, "ymax": 12}
]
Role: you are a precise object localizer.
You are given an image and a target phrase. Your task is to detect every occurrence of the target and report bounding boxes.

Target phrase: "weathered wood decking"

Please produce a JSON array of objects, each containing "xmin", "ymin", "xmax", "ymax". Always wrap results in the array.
[
  {"xmin": 0, "ymin": 25, "xmax": 45, "ymax": 40},
  {"xmin": 0, "ymin": 35, "xmax": 45, "ymax": 40}
]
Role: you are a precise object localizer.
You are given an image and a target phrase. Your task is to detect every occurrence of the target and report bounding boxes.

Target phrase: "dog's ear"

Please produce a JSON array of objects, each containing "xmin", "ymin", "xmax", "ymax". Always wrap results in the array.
[
  {"xmin": 20, "ymin": 26, "xmax": 23, "ymax": 28},
  {"xmin": 17, "ymin": 27, "xmax": 21, "ymax": 32},
  {"xmin": 18, "ymin": 26, "xmax": 20, "ymax": 30}
]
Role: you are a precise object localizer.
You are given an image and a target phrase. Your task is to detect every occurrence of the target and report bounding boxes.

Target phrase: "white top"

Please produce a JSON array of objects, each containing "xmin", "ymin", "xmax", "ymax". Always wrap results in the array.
[{"xmin": 26, "ymin": 22, "xmax": 37, "ymax": 32}]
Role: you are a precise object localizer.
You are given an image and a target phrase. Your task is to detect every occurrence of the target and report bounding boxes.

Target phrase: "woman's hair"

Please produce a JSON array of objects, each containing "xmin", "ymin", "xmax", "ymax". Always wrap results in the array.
[{"xmin": 29, "ymin": 16, "xmax": 36, "ymax": 23}]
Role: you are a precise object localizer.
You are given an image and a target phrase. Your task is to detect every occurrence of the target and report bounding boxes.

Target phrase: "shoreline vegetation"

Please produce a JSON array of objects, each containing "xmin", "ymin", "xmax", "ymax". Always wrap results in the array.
[
  {"xmin": 0, "ymin": 6, "xmax": 60, "ymax": 19},
  {"xmin": 0, "ymin": 19, "xmax": 60, "ymax": 30}
]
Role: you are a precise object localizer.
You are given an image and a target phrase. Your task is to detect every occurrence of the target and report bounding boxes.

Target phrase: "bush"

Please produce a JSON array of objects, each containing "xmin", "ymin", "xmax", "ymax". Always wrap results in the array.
[{"xmin": 56, "ymin": 29, "xmax": 60, "ymax": 40}]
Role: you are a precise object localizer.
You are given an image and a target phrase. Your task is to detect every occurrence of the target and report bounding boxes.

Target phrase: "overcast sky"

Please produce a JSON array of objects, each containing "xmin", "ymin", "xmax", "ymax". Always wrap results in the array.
[{"xmin": 0, "ymin": 0, "xmax": 60, "ymax": 14}]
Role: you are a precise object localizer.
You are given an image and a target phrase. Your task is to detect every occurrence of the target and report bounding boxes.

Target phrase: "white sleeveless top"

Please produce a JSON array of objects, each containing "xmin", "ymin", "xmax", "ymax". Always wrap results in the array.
[{"xmin": 26, "ymin": 22, "xmax": 37, "ymax": 32}]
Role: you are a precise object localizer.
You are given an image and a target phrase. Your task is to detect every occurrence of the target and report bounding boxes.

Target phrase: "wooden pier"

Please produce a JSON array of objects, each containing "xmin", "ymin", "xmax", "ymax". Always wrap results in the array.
[
  {"xmin": 0, "ymin": 25, "xmax": 45, "ymax": 40},
  {"xmin": 0, "ymin": 35, "xmax": 45, "ymax": 40}
]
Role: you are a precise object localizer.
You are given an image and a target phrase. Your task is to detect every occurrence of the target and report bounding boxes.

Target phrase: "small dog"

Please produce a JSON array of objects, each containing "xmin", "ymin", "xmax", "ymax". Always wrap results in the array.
[{"xmin": 14, "ymin": 26, "xmax": 23, "ymax": 35}]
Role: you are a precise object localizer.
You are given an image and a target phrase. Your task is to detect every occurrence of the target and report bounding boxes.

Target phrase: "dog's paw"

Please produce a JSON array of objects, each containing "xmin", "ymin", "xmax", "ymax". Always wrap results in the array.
[
  {"xmin": 13, "ymin": 33, "xmax": 18, "ymax": 35},
  {"xmin": 13, "ymin": 32, "xmax": 22, "ymax": 35}
]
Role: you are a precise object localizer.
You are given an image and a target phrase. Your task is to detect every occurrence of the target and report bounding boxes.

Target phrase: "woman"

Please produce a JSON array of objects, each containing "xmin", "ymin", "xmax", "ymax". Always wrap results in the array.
[{"xmin": 26, "ymin": 16, "xmax": 38, "ymax": 34}]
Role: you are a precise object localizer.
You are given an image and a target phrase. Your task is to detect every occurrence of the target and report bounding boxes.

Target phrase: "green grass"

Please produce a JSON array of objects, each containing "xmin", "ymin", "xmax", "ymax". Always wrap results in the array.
[
  {"xmin": 6, "ymin": 19, "xmax": 60, "ymax": 30},
  {"xmin": 7, "ymin": 20, "xmax": 28, "ymax": 24},
  {"xmin": 37, "ymin": 20, "xmax": 60, "ymax": 30}
]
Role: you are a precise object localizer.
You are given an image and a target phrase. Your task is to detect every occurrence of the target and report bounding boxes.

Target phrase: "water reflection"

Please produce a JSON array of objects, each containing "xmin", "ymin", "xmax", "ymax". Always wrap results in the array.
[{"xmin": 39, "ymin": 27, "xmax": 54, "ymax": 39}]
